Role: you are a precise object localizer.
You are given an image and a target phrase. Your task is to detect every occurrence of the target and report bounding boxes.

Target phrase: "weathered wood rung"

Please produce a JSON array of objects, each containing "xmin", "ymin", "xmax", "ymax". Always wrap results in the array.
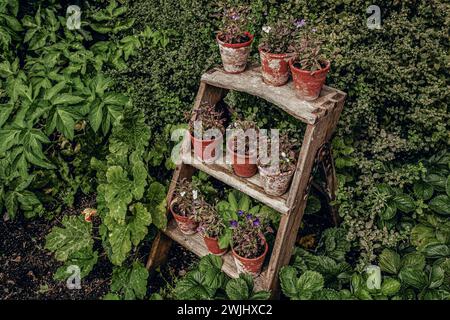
[
  {"xmin": 181, "ymin": 151, "xmax": 290, "ymax": 214},
  {"xmin": 201, "ymin": 65, "xmax": 345, "ymax": 125},
  {"xmin": 164, "ymin": 219, "xmax": 267, "ymax": 291}
]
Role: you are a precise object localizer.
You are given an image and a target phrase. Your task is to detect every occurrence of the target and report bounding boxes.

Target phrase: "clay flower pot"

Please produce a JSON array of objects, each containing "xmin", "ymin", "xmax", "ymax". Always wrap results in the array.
[
  {"xmin": 216, "ymin": 32, "xmax": 254, "ymax": 74},
  {"xmin": 227, "ymin": 139, "xmax": 257, "ymax": 178},
  {"xmin": 203, "ymin": 235, "xmax": 228, "ymax": 256},
  {"xmin": 190, "ymin": 132, "xmax": 222, "ymax": 162},
  {"xmin": 258, "ymin": 163, "xmax": 295, "ymax": 196},
  {"xmin": 289, "ymin": 59, "xmax": 331, "ymax": 101},
  {"xmin": 232, "ymin": 240, "xmax": 268, "ymax": 276},
  {"xmin": 259, "ymin": 46, "xmax": 295, "ymax": 86},
  {"xmin": 170, "ymin": 200, "xmax": 198, "ymax": 235}
]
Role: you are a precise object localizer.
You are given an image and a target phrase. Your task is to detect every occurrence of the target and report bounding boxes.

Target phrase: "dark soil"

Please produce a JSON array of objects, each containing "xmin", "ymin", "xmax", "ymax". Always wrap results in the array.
[{"xmin": 0, "ymin": 194, "xmax": 196, "ymax": 300}]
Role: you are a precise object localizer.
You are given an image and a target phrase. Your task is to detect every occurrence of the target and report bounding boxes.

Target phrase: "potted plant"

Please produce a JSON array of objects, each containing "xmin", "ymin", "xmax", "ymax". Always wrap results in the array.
[
  {"xmin": 187, "ymin": 102, "xmax": 226, "ymax": 162},
  {"xmin": 289, "ymin": 25, "xmax": 331, "ymax": 100},
  {"xmin": 193, "ymin": 198, "xmax": 228, "ymax": 256},
  {"xmin": 258, "ymin": 134, "xmax": 297, "ymax": 196},
  {"xmin": 216, "ymin": 6, "xmax": 253, "ymax": 74},
  {"xmin": 230, "ymin": 213, "xmax": 269, "ymax": 276},
  {"xmin": 259, "ymin": 20, "xmax": 299, "ymax": 86},
  {"xmin": 170, "ymin": 178, "xmax": 199, "ymax": 235},
  {"xmin": 227, "ymin": 120, "xmax": 259, "ymax": 178}
]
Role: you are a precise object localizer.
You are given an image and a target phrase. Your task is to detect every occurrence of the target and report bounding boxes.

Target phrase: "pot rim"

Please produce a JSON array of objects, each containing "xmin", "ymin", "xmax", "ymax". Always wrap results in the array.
[
  {"xmin": 226, "ymin": 135, "xmax": 258, "ymax": 159},
  {"xmin": 216, "ymin": 31, "xmax": 254, "ymax": 48},
  {"xmin": 231, "ymin": 238, "xmax": 268, "ymax": 262},
  {"xmin": 170, "ymin": 198, "xmax": 193, "ymax": 220},
  {"xmin": 257, "ymin": 160, "xmax": 295, "ymax": 177},
  {"xmin": 289, "ymin": 59, "xmax": 331, "ymax": 76},
  {"xmin": 190, "ymin": 131, "xmax": 222, "ymax": 143},
  {"xmin": 258, "ymin": 45, "xmax": 295, "ymax": 58}
]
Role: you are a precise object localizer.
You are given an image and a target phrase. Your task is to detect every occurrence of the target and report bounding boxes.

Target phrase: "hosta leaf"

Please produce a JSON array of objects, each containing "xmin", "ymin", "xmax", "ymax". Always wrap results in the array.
[
  {"xmin": 392, "ymin": 194, "xmax": 415, "ymax": 213},
  {"xmin": 380, "ymin": 204, "xmax": 397, "ymax": 220},
  {"xmin": 421, "ymin": 243, "xmax": 450, "ymax": 258},
  {"xmin": 381, "ymin": 278, "xmax": 401, "ymax": 296},
  {"xmin": 401, "ymin": 252, "xmax": 426, "ymax": 270},
  {"xmin": 424, "ymin": 174, "xmax": 447, "ymax": 192},
  {"xmin": 411, "ymin": 224, "xmax": 438, "ymax": 249},
  {"xmin": 399, "ymin": 267, "xmax": 428, "ymax": 290},
  {"xmin": 414, "ymin": 181, "xmax": 434, "ymax": 200},
  {"xmin": 429, "ymin": 195, "xmax": 450, "ymax": 216},
  {"xmin": 429, "ymin": 266, "xmax": 444, "ymax": 289},
  {"xmin": 379, "ymin": 248, "xmax": 401, "ymax": 274},
  {"xmin": 45, "ymin": 215, "xmax": 93, "ymax": 262},
  {"xmin": 111, "ymin": 262, "xmax": 148, "ymax": 300}
]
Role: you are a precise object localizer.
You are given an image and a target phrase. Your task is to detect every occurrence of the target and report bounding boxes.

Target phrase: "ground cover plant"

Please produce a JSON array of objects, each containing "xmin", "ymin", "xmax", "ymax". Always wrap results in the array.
[{"xmin": 0, "ymin": 0, "xmax": 448, "ymax": 300}]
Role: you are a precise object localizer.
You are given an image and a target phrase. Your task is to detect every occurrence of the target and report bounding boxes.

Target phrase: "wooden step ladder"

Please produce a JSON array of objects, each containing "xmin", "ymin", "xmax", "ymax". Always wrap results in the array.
[{"xmin": 146, "ymin": 65, "xmax": 346, "ymax": 297}]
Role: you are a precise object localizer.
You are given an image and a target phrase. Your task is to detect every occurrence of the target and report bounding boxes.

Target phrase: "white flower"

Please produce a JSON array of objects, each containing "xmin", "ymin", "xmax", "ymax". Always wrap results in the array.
[
  {"xmin": 192, "ymin": 190, "xmax": 198, "ymax": 200},
  {"xmin": 262, "ymin": 26, "xmax": 271, "ymax": 33},
  {"xmin": 180, "ymin": 191, "xmax": 186, "ymax": 197},
  {"xmin": 281, "ymin": 152, "xmax": 286, "ymax": 157}
]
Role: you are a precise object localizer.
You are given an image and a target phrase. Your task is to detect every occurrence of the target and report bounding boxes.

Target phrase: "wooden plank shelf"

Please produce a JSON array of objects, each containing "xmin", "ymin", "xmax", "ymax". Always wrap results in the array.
[
  {"xmin": 181, "ymin": 150, "xmax": 290, "ymax": 214},
  {"xmin": 163, "ymin": 219, "xmax": 267, "ymax": 291},
  {"xmin": 201, "ymin": 66, "xmax": 345, "ymax": 125}
]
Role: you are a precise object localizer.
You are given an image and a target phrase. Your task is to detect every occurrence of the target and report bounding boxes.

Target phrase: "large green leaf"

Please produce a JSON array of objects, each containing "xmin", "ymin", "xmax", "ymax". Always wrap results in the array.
[
  {"xmin": 45, "ymin": 216, "xmax": 93, "ymax": 261},
  {"xmin": 381, "ymin": 278, "xmax": 401, "ymax": 296},
  {"xmin": 393, "ymin": 194, "xmax": 416, "ymax": 213},
  {"xmin": 399, "ymin": 267, "xmax": 428, "ymax": 290},
  {"xmin": 413, "ymin": 181, "xmax": 434, "ymax": 200},
  {"xmin": 429, "ymin": 195, "xmax": 450, "ymax": 216},
  {"xmin": 128, "ymin": 203, "xmax": 151, "ymax": 246},
  {"xmin": 53, "ymin": 247, "xmax": 98, "ymax": 281},
  {"xmin": 110, "ymin": 262, "xmax": 149, "ymax": 300},
  {"xmin": 147, "ymin": 181, "xmax": 167, "ymax": 229},
  {"xmin": 379, "ymin": 249, "xmax": 401, "ymax": 274}
]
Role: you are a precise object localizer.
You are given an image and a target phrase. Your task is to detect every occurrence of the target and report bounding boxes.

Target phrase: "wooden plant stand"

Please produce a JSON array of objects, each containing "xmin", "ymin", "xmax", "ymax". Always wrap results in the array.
[{"xmin": 146, "ymin": 66, "xmax": 346, "ymax": 297}]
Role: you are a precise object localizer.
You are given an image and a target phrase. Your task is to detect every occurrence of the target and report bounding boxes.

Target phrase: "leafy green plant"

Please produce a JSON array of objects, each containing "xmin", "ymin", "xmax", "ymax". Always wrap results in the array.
[{"xmin": 173, "ymin": 255, "xmax": 270, "ymax": 300}]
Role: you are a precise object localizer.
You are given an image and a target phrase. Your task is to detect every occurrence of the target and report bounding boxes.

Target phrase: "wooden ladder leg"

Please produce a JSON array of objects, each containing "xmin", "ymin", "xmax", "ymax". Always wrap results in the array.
[
  {"xmin": 317, "ymin": 143, "xmax": 340, "ymax": 225},
  {"xmin": 264, "ymin": 115, "xmax": 335, "ymax": 297}
]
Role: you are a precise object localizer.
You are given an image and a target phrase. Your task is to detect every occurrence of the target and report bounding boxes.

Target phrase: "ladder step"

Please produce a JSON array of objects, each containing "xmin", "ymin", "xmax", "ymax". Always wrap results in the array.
[
  {"xmin": 181, "ymin": 151, "xmax": 290, "ymax": 214},
  {"xmin": 163, "ymin": 219, "xmax": 267, "ymax": 291},
  {"xmin": 201, "ymin": 66, "xmax": 345, "ymax": 125}
]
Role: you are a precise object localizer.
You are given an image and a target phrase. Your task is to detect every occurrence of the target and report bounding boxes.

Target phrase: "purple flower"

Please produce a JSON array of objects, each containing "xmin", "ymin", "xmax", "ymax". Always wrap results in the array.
[
  {"xmin": 237, "ymin": 210, "xmax": 244, "ymax": 216},
  {"xmin": 246, "ymin": 214, "xmax": 253, "ymax": 220},
  {"xmin": 253, "ymin": 218, "xmax": 260, "ymax": 227},
  {"xmin": 230, "ymin": 220, "xmax": 238, "ymax": 228},
  {"xmin": 294, "ymin": 19, "xmax": 306, "ymax": 28}
]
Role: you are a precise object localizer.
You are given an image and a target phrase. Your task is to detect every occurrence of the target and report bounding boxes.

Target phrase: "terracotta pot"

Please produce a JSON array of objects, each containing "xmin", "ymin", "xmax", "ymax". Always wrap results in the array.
[
  {"xmin": 217, "ymin": 32, "xmax": 254, "ymax": 74},
  {"xmin": 190, "ymin": 132, "xmax": 222, "ymax": 162},
  {"xmin": 232, "ymin": 240, "xmax": 268, "ymax": 276},
  {"xmin": 259, "ymin": 47, "xmax": 295, "ymax": 86},
  {"xmin": 227, "ymin": 139, "xmax": 257, "ymax": 178},
  {"xmin": 170, "ymin": 200, "xmax": 198, "ymax": 235},
  {"xmin": 258, "ymin": 163, "xmax": 295, "ymax": 196},
  {"xmin": 203, "ymin": 235, "xmax": 228, "ymax": 256},
  {"xmin": 289, "ymin": 60, "xmax": 331, "ymax": 101}
]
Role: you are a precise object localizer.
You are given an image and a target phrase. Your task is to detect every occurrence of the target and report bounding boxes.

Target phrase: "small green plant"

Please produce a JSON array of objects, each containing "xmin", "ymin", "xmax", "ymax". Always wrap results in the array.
[
  {"xmin": 193, "ymin": 197, "xmax": 226, "ymax": 239},
  {"xmin": 260, "ymin": 20, "xmax": 298, "ymax": 54},
  {"xmin": 217, "ymin": 5, "xmax": 250, "ymax": 44},
  {"xmin": 292, "ymin": 24, "xmax": 328, "ymax": 71},
  {"xmin": 173, "ymin": 178, "xmax": 199, "ymax": 217},
  {"xmin": 187, "ymin": 102, "xmax": 226, "ymax": 135}
]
